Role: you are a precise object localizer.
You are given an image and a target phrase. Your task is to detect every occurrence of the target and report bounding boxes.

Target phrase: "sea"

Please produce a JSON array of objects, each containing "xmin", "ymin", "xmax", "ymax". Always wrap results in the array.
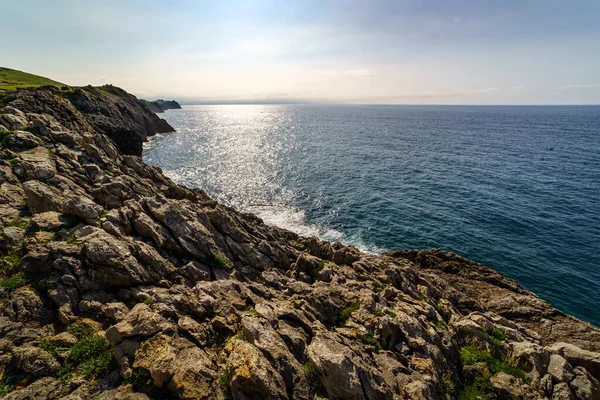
[{"xmin": 143, "ymin": 104, "xmax": 600, "ymax": 327}]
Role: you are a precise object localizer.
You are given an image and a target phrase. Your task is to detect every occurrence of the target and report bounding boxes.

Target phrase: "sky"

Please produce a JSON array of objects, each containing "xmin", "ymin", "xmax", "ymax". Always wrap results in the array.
[{"xmin": 1, "ymin": 0, "xmax": 600, "ymax": 104}]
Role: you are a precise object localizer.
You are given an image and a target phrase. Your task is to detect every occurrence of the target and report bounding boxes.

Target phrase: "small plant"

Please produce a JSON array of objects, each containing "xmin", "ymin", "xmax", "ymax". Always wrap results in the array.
[
  {"xmin": 457, "ymin": 383, "xmax": 487, "ymax": 400},
  {"xmin": 435, "ymin": 320, "xmax": 447, "ymax": 331},
  {"xmin": 7, "ymin": 216, "xmax": 30, "ymax": 229},
  {"xmin": 68, "ymin": 333, "xmax": 115, "ymax": 378},
  {"xmin": 143, "ymin": 297, "xmax": 153, "ymax": 305},
  {"xmin": 356, "ymin": 331, "xmax": 382, "ymax": 351},
  {"xmin": 386, "ymin": 310, "xmax": 397, "ymax": 318},
  {"xmin": 318, "ymin": 260, "xmax": 327, "ymax": 269},
  {"xmin": 100, "ymin": 210, "xmax": 109, "ymax": 218},
  {"xmin": 302, "ymin": 361, "xmax": 320, "ymax": 398},
  {"xmin": 67, "ymin": 322, "xmax": 95, "ymax": 339},
  {"xmin": 460, "ymin": 340, "xmax": 528, "ymax": 382},
  {"xmin": 0, "ymin": 272, "xmax": 28, "ymax": 290},
  {"xmin": 66, "ymin": 233, "xmax": 79, "ymax": 245},
  {"xmin": 0, "ymin": 130, "xmax": 12, "ymax": 147},
  {"xmin": 336, "ymin": 301, "xmax": 360, "ymax": 326},
  {"xmin": 207, "ymin": 252, "xmax": 229, "ymax": 268},
  {"xmin": 126, "ymin": 367, "xmax": 153, "ymax": 387},
  {"xmin": 0, "ymin": 376, "xmax": 16, "ymax": 396},
  {"xmin": 219, "ymin": 372, "xmax": 231, "ymax": 399},
  {"xmin": 288, "ymin": 251, "xmax": 298, "ymax": 261},
  {"xmin": 488, "ymin": 328, "xmax": 507, "ymax": 348},
  {"xmin": 373, "ymin": 281, "xmax": 385, "ymax": 293},
  {"xmin": 441, "ymin": 371, "xmax": 455, "ymax": 395},
  {"xmin": 40, "ymin": 339, "xmax": 71, "ymax": 358},
  {"xmin": 0, "ymin": 250, "xmax": 22, "ymax": 276}
]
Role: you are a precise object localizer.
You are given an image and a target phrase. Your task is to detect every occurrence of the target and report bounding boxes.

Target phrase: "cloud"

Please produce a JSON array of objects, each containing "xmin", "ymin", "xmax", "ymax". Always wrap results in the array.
[{"xmin": 512, "ymin": 85, "xmax": 524, "ymax": 90}]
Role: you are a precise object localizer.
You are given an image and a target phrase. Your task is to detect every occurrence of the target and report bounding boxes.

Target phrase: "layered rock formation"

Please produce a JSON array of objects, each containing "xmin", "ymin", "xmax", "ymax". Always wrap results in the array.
[
  {"xmin": 142, "ymin": 100, "xmax": 182, "ymax": 114},
  {"xmin": 0, "ymin": 86, "xmax": 599, "ymax": 400}
]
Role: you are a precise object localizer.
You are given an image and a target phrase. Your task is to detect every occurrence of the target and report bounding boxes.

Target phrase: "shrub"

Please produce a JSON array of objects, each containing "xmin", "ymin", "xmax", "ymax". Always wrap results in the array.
[
  {"xmin": 7, "ymin": 217, "xmax": 30, "ymax": 229},
  {"xmin": 0, "ymin": 376, "xmax": 16, "ymax": 396},
  {"xmin": 67, "ymin": 322, "xmax": 95, "ymax": 339},
  {"xmin": 337, "ymin": 302, "xmax": 360, "ymax": 326},
  {"xmin": 219, "ymin": 372, "xmax": 231, "ymax": 398},
  {"xmin": 460, "ymin": 341, "xmax": 528, "ymax": 382},
  {"xmin": 67, "ymin": 333, "xmax": 115, "ymax": 378},
  {"xmin": 208, "ymin": 252, "xmax": 229, "ymax": 268}
]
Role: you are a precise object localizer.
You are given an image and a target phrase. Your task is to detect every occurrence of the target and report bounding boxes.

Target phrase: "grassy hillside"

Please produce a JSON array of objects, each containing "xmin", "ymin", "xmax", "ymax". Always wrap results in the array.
[{"xmin": 0, "ymin": 67, "xmax": 65, "ymax": 93}]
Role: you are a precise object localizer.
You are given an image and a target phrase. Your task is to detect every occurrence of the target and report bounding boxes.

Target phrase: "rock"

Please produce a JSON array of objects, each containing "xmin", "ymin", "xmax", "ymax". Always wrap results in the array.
[
  {"xmin": 10, "ymin": 131, "xmax": 42, "ymax": 148},
  {"xmin": 168, "ymin": 346, "xmax": 215, "ymax": 400},
  {"xmin": 569, "ymin": 366, "xmax": 600, "ymax": 400},
  {"xmin": 133, "ymin": 333, "xmax": 176, "ymax": 387},
  {"xmin": 227, "ymin": 339, "xmax": 288, "ymax": 400},
  {"xmin": 3, "ymin": 376, "xmax": 67, "ymax": 400},
  {"xmin": 549, "ymin": 342, "xmax": 600, "ymax": 381},
  {"xmin": 14, "ymin": 146, "xmax": 56, "ymax": 180},
  {"xmin": 22, "ymin": 180, "xmax": 64, "ymax": 213},
  {"xmin": 46, "ymin": 331, "xmax": 78, "ymax": 347},
  {"xmin": 552, "ymin": 382, "xmax": 575, "ymax": 400},
  {"xmin": 307, "ymin": 331, "xmax": 390, "ymax": 399},
  {"xmin": 11, "ymin": 345, "xmax": 60, "ymax": 376},
  {"xmin": 31, "ymin": 211, "xmax": 69, "ymax": 231},
  {"xmin": 548, "ymin": 354, "xmax": 576, "ymax": 383},
  {"xmin": 64, "ymin": 196, "xmax": 102, "ymax": 222},
  {"xmin": 105, "ymin": 304, "xmax": 176, "ymax": 345}
]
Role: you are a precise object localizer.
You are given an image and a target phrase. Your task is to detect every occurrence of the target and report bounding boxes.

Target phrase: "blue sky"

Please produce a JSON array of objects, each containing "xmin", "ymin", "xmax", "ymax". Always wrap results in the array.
[{"xmin": 2, "ymin": 0, "xmax": 599, "ymax": 104}]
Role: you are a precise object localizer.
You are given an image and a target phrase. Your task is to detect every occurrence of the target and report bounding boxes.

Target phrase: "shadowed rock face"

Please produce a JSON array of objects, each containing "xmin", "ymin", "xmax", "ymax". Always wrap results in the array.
[
  {"xmin": 142, "ymin": 99, "xmax": 182, "ymax": 114},
  {"xmin": 0, "ymin": 87, "xmax": 599, "ymax": 400}
]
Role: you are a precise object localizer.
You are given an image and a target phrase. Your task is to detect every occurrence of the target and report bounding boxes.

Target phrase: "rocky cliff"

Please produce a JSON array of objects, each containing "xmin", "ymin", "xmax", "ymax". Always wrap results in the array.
[
  {"xmin": 0, "ymin": 86, "xmax": 599, "ymax": 400},
  {"xmin": 142, "ymin": 100, "xmax": 182, "ymax": 114}
]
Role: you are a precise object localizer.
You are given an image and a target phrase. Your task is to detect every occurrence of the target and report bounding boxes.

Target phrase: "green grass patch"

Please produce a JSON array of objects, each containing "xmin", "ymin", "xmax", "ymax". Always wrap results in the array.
[
  {"xmin": 0, "ymin": 130, "xmax": 12, "ymax": 146},
  {"xmin": 207, "ymin": 252, "xmax": 229, "ymax": 269},
  {"xmin": 457, "ymin": 383, "xmax": 488, "ymax": 400},
  {"xmin": 64, "ymin": 332, "xmax": 115, "ymax": 378},
  {"xmin": 0, "ymin": 67, "xmax": 65, "ymax": 93},
  {"xmin": 0, "ymin": 272, "xmax": 28, "ymax": 290},
  {"xmin": 0, "ymin": 376, "xmax": 16, "ymax": 396},
  {"xmin": 318, "ymin": 260, "xmax": 327, "ymax": 269},
  {"xmin": 7, "ymin": 216, "xmax": 30, "ymax": 229},
  {"xmin": 386, "ymin": 310, "xmax": 397, "ymax": 318},
  {"xmin": 143, "ymin": 297, "xmax": 153, "ymax": 305},
  {"xmin": 356, "ymin": 331, "xmax": 382, "ymax": 351},
  {"xmin": 65, "ymin": 233, "xmax": 79, "ymax": 245},
  {"xmin": 40, "ymin": 340, "xmax": 71, "ymax": 359},
  {"xmin": 488, "ymin": 328, "xmax": 507, "ymax": 348},
  {"xmin": 67, "ymin": 322, "xmax": 95, "ymax": 340},
  {"xmin": 0, "ymin": 250, "xmax": 22, "ymax": 276},
  {"xmin": 336, "ymin": 301, "xmax": 360, "ymax": 326},
  {"xmin": 373, "ymin": 281, "xmax": 385, "ymax": 293},
  {"xmin": 460, "ymin": 341, "xmax": 528, "ymax": 382}
]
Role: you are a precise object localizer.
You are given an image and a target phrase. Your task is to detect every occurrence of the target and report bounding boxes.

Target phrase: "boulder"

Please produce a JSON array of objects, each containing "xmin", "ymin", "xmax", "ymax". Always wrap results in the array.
[
  {"xmin": 3, "ymin": 376, "xmax": 67, "ymax": 400},
  {"xmin": 105, "ymin": 304, "xmax": 176, "ymax": 345},
  {"xmin": 10, "ymin": 345, "xmax": 60, "ymax": 376},
  {"xmin": 548, "ymin": 354, "xmax": 575, "ymax": 383}
]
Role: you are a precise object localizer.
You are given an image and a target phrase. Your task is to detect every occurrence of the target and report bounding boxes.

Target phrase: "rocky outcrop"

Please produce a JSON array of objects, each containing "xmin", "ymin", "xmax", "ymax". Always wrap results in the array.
[
  {"xmin": 0, "ymin": 86, "xmax": 599, "ymax": 399},
  {"xmin": 142, "ymin": 100, "xmax": 182, "ymax": 114}
]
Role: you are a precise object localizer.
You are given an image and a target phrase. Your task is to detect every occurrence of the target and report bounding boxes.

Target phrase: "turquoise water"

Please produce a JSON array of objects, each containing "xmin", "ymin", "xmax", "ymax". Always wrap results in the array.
[{"xmin": 143, "ymin": 105, "xmax": 600, "ymax": 326}]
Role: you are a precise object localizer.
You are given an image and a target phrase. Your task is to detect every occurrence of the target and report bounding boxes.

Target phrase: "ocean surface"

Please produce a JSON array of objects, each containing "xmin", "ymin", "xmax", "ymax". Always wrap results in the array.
[{"xmin": 143, "ymin": 104, "xmax": 600, "ymax": 327}]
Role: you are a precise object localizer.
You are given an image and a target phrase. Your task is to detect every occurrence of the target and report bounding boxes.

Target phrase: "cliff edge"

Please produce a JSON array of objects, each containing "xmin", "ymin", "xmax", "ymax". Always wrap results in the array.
[{"xmin": 0, "ymin": 85, "xmax": 599, "ymax": 400}]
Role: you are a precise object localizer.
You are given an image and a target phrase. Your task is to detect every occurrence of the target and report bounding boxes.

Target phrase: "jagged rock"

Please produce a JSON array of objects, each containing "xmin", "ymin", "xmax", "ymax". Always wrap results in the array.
[
  {"xmin": 31, "ymin": 211, "xmax": 69, "ymax": 231},
  {"xmin": 64, "ymin": 196, "xmax": 102, "ymax": 222},
  {"xmin": 548, "ymin": 354, "xmax": 576, "ymax": 383},
  {"xmin": 132, "ymin": 333, "xmax": 176, "ymax": 387},
  {"xmin": 552, "ymin": 382, "xmax": 575, "ymax": 400},
  {"xmin": 548, "ymin": 342, "xmax": 600, "ymax": 381},
  {"xmin": 168, "ymin": 346, "xmax": 215, "ymax": 400},
  {"xmin": 10, "ymin": 130, "xmax": 43, "ymax": 148},
  {"xmin": 22, "ymin": 180, "xmax": 64, "ymax": 213},
  {"xmin": 3, "ymin": 376, "xmax": 67, "ymax": 400},
  {"xmin": 569, "ymin": 366, "xmax": 600, "ymax": 400},
  {"xmin": 10, "ymin": 345, "xmax": 60, "ymax": 376},
  {"xmin": 105, "ymin": 304, "xmax": 176, "ymax": 345},
  {"xmin": 227, "ymin": 339, "xmax": 288, "ymax": 399}
]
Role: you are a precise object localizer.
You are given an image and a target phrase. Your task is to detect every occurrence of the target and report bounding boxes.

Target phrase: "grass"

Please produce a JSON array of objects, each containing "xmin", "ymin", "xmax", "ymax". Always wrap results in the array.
[
  {"xmin": 0, "ymin": 130, "xmax": 12, "ymax": 146},
  {"xmin": 336, "ymin": 301, "xmax": 360, "ymax": 326},
  {"xmin": 386, "ymin": 310, "xmax": 397, "ymax": 318},
  {"xmin": 143, "ymin": 297, "xmax": 153, "ymax": 305},
  {"xmin": 59, "ymin": 326, "xmax": 115, "ymax": 379},
  {"xmin": 457, "ymin": 339, "xmax": 530, "ymax": 400},
  {"xmin": 65, "ymin": 233, "xmax": 79, "ymax": 245},
  {"xmin": 302, "ymin": 361, "xmax": 320, "ymax": 398},
  {"xmin": 0, "ymin": 377, "xmax": 16, "ymax": 396},
  {"xmin": 40, "ymin": 339, "xmax": 71, "ymax": 359},
  {"xmin": 441, "ymin": 371, "xmax": 456, "ymax": 395},
  {"xmin": 0, "ymin": 272, "xmax": 28, "ymax": 290},
  {"xmin": 318, "ymin": 260, "xmax": 327, "ymax": 269},
  {"xmin": 207, "ymin": 252, "xmax": 229, "ymax": 269},
  {"xmin": 0, "ymin": 67, "xmax": 65, "ymax": 93},
  {"xmin": 6, "ymin": 216, "xmax": 30, "ymax": 230},
  {"xmin": 219, "ymin": 372, "xmax": 231, "ymax": 399},
  {"xmin": 488, "ymin": 328, "xmax": 507, "ymax": 348},
  {"xmin": 435, "ymin": 320, "xmax": 447, "ymax": 331},
  {"xmin": 0, "ymin": 250, "xmax": 22, "ymax": 277},
  {"xmin": 356, "ymin": 331, "xmax": 382, "ymax": 351},
  {"xmin": 373, "ymin": 281, "xmax": 385, "ymax": 293}
]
